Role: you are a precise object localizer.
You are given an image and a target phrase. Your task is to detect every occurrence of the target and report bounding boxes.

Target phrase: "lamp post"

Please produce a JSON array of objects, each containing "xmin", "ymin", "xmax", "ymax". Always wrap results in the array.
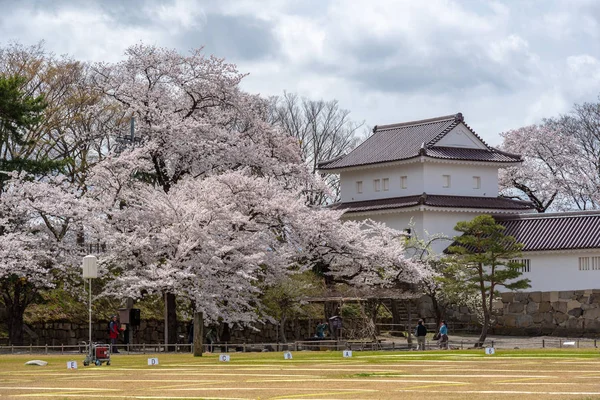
[{"xmin": 82, "ymin": 255, "xmax": 98, "ymax": 352}]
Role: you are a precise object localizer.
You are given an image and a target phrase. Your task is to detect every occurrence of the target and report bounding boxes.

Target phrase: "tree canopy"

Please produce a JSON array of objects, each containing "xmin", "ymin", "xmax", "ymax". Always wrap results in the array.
[{"xmin": 443, "ymin": 215, "xmax": 530, "ymax": 346}]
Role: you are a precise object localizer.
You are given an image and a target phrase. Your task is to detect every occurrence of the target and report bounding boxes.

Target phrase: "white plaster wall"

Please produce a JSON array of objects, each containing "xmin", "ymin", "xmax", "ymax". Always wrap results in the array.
[
  {"xmin": 339, "ymin": 164, "xmax": 424, "ymax": 202},
  {"xmin": 343, "ymin": 211, "xmax": 423, "ymax": 234},
  {"xmin": 421, "ymin": 210, "xmax": 479, "ymax": 254},
  {"xmin": 434, "ymin": 124, "xmax": 487, "ymax": 149},
  {"xmin": 507, "ymin": 252, "xmax": 600, "ymax": 292},
  {"xmin": 423, "ymin": 163, "xmax": 498, "ymax": 197}
]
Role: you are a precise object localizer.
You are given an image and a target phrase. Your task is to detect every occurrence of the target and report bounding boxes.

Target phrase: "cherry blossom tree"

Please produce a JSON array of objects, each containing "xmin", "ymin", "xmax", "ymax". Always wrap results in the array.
[
  {"xmin": 0, "ymin": 173, "xmax": 92, "ymax": 345},
  {"xmin": 0, "ymin": 43, "xmax": 123, "ymax": 344},
  {"xmin": 85, "ymin": 44, "xmax": 424, "ymax": 345},
  {"xmin": 500, "ymin": 101, "xmax": 600, "ymax": 212},
  {"xmin": 499, "ymin": 123, "xmax": 569, "ymax": 212}
]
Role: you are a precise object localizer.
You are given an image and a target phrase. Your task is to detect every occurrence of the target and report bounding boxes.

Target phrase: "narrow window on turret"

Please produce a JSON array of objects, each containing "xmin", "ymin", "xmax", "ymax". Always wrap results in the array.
[
  {"xmin": 374, "ymin": 179, "xmax": 381, "ymax": 192},
  {"xmin": 356, "ymin": 181, "xmax": 363, "ymax": 193},
  {"xmin": 443, "ymin": 175, "xmax": 451, "ymax": 188},
  {"xmin": 401, "ymin": 176, "xmax": 407, "ymax": 189},
  {"xmin": 473, "ymin": 176, "xmax": 481, "ymax": 189},
  {"xmin": 383, "ymin": 178, "xmax": 389, "ymax": 191}
]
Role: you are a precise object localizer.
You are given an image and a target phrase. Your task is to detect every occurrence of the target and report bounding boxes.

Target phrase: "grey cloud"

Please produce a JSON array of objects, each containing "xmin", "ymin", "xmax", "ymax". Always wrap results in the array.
[{"xmin": 173, "ymin": 13, "xmax": 280, "ymax": 62}]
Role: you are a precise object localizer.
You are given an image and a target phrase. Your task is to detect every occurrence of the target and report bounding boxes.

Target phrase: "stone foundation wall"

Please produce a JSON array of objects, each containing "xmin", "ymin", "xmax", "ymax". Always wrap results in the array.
[
  {"xmin": 415, "ymin": 289, "xmax": 600, "ymax": 337},
  {"xmin": 494, "ymin": 290, "xmax": 600, "ymax": 336},
  {"xmin": 24, "ymin": 318, "xmax": 371, "ymax": 346}
]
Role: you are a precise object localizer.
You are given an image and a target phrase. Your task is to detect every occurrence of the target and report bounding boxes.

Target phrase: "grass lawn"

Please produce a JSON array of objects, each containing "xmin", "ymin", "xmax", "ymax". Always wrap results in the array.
[{"xmin": 1, "ymin": 349, "xmax": 599, "ymax": 399}]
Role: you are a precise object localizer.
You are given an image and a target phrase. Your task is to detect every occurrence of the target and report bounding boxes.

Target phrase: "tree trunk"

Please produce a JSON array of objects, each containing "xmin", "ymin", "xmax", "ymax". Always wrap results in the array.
[
  {"xmin": 220, "ymin": 322, "xmax": 231, "ymax": 342},
  {"xmin": 2, "ymin": 279, "xmax": 35, "ymax": 346},
  {"xmin": 164, "ymin": 292, "xmax": 177, "ymax": 351},
  {"xmin": 390, "ymin": 299, "xmax": 407, "ymax": 337},
  {"xmin": 279, "ymin": 315, "xmax": 287, "ymax": 343},
  {"xmin": 8, "ymin": 312, "xmax": 24, "ymax": 346},
  {"xmin": 193, "ymin": 311, "xmax": 203, "ymax": 357},
  {"xmin": 324, "ymin": 301, "xmax": 339, "ymax": 320},
  {"xmin": 477, "ymin": 290, "xmax": 490, "ymax": 348},
  {"xmin": 407, "ymin": 300, "xmax": 413, "ymax": 346}
]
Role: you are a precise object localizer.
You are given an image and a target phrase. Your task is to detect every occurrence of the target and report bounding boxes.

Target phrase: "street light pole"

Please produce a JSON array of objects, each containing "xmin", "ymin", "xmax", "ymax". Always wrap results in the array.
[{"xmin": 82, "ymin": 255, "xmax": 98, "ymax": 354}]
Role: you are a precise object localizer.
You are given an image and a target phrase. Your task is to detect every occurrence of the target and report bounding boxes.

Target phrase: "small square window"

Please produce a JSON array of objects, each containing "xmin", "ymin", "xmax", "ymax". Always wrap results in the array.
[
  {"xmin": 374, "ymin": 179, "xmax": 381, "ymax": 192},
  {"xmin": 382, "ymin": 178, "xmax": 389, "ymax": 191},
  {"xmin": 356, "ymin": 181, "xmax": 363, "ymax": 194},
  {"xmin": 473, "ymin": 176, "xmax": 481, "ymax": 189},
  {"xmin": 401, "ymin": 176, "xmax": 407, "ymax": 189},
  {"xmin": 443, "ymin": 175, "xmax": 451, "ymax": 188}
]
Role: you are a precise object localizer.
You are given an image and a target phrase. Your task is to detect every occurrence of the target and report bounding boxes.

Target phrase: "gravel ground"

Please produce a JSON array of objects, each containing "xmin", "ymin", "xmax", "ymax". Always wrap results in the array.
[{"xmin": 379, "ymin": 332, "xmax": 600, "ymax": 350}]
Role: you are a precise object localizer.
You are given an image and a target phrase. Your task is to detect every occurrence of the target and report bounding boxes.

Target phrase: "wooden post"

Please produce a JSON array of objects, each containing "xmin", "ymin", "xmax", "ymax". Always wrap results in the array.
[
  {"xmin": 407, "ymin": 300, "xmax": 413, "ymax": 347},
  {"xmin": 193, "ymin": 312, "xmax": 203, "ymax": 357}
]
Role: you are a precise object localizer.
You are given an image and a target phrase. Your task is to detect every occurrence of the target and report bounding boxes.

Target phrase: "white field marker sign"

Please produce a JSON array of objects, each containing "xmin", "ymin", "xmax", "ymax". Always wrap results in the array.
[
  {"xmin": 563, "ymin": 341, "xmax": 576, "ymax": 346},
  {"xmin": 485, "ymin": 347, "xmax": 495, "ymax": 355},
  {"xmin": 67, "ymin": 361, "xmax": 78, "ymax": 369},
  {"xmin": 219, "ymin": 354, "xmax": 230, "ymax": 362},
  {"xmin": 147, "ymin": 357, "xmax": 159, "ymax": 365},
  {"xmin": 284, "ymin": 351, "xmax": 293, "ymax": 360},
  {"xmin": 343, "ymin": 350, "xmax": 352, "ymax": 358}
]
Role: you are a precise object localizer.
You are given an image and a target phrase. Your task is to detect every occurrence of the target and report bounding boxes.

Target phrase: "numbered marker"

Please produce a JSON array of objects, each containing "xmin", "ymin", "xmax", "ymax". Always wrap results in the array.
[
  {"xmin": 485, "ymin": 347, "xmax": 495, "ymax": 355},
  {"xmin": 284, "ymin": 351, "xmax": 293, "ymax": 360},
  {"xmin": 343, "ymin": 350, "xmax": 352, "ymax": 358},
  {"xmin": 147, "ymin": 357, "xmax": 159, "ymax": 365},
  {"xmin": 219, "ymin": 354, "xmax": 230, "ymax": 362},
  {"xmin": 67, "ymin": 361, "xmax": 78, "ymax": 369}
]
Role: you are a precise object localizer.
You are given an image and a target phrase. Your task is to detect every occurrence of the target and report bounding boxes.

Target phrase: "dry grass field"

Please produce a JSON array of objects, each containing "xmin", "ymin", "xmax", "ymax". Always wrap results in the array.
[{"xmin": 1, "ymin": 349, "xmax": 599, "ymax": 399}]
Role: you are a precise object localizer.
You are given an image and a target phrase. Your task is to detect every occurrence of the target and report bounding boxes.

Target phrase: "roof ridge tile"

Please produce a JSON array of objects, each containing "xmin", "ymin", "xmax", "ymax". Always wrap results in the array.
[{"xmin": 375, "ymin": 113, "xmax": 460, "ymax": 131}]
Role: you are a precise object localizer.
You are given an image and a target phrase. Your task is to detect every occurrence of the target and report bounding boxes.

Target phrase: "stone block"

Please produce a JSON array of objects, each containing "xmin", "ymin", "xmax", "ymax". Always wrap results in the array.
[
  {"xmin": 501, "ymin": 292, "xmax": 514, "ymax": 303},
  {"xmin": 554, "ymin": 313, "xmax": 568, "ymax": 325},
  {"xmin": 544, "ymin": 291, "xmax": 559, "ymax": 302},
  {"xmin": 567, "ymin": 300, "xmax": 581, "ymax": 310},
  {"xmin": 583, "ymin": 308, "xmax": 600, "ymax": 320},
  {"xmin": 508, "ymin": 302, "xmax": 525, "ymax": 313},
  {"xmin": 514, "ymin": 292, "xmax": 529, "ymax": 302},
  {"xmin": 590, "ymin": 293, "xmax": 600, "ymax": 304},
  {"xmin": 565, "ymin": 317, "xmax": 584, "ymax": 330},
  {"xmin": 504, "ymin": 315, "xmax": 517, "ymax": 327},
  {"xmin": 581, "ymin": 303, "xmax": 596, "ymax": 310},
  {"xmin": 492, "ymin": 300, "xmax": 504, "ymax": 310},
  {"xmin": 528, "ymin": 292, "xmax": 542, "ymax": 302},
  {"xmin": 553, "ymin": 302, "xmax": 567, "ymax": 314},
  {"xmin": 568, "ymin": 308, "xmax": 583, "ymax": 318},
  {"xmin": 516, "ymin": 314, "xmax": 534, "ymax": 328},
  {"xmin": 559, "ymin": 291, "xmax": 574, "ymax": 299},
  {"xmin": 574, "ymin": 290, "xmax": 584, "ymax": 299},
  {"xmin": 532, "ymin": 313, "xmax": 544, "ymax": 323},
  {"xmin": 526, "ymin": 302, "xmax": 539, "ymax": 314},
  {"xmin": 583, "ymin": 318, "xmax": 600, "ymax": 331},
  {"xmin": 538, "ymin": 301, "xmax": 552, "ymax": 312}
]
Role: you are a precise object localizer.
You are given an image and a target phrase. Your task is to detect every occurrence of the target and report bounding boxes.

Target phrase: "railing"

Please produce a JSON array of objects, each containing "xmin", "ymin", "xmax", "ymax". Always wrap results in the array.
[{"xmin": 1, "ymin": 337, "xmax": 597, "ymax": 355}]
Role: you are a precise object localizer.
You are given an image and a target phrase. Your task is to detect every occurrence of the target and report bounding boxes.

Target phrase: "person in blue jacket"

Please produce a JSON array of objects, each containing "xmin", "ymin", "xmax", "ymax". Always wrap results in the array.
[{"xmin": 438, "ymin": 320, "xmax": 448, "ymax": 349}]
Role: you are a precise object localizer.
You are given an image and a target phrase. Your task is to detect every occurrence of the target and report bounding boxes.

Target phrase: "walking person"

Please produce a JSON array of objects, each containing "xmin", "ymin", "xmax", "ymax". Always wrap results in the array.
[
  {"xmin": 438, "ymin": 320, "xmax": 449, "ymax": 350},
  {"xmin": 415, "ymin": 319, "xmax": 427, "ymax": 350},
  {"xmin": 109, "ymin": 315, "xmax": 124, "ymax": 354}
]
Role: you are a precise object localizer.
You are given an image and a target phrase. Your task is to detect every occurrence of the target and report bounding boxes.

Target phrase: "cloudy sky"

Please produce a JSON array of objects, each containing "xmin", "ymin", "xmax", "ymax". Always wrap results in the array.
[{"xmin": 2, "ymin": 0, "xmax": 600, "ymax": 145}]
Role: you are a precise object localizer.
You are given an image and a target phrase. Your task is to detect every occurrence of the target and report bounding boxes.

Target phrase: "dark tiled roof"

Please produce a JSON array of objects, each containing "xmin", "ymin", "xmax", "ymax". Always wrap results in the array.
[
  {"xmin": 318, "ymin": 113, "xmax": 521, "ymax": 170},
  {"xmin": 331, "ymin": 194, "xmax": 534, "ymax": 214},
  {"xmin": 495, "ymin": 212, "xmax": 600, "ymax": 251},
  {"xmin": 425, "ymin": 147, "xmax": 522, "ymax": 163}
]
